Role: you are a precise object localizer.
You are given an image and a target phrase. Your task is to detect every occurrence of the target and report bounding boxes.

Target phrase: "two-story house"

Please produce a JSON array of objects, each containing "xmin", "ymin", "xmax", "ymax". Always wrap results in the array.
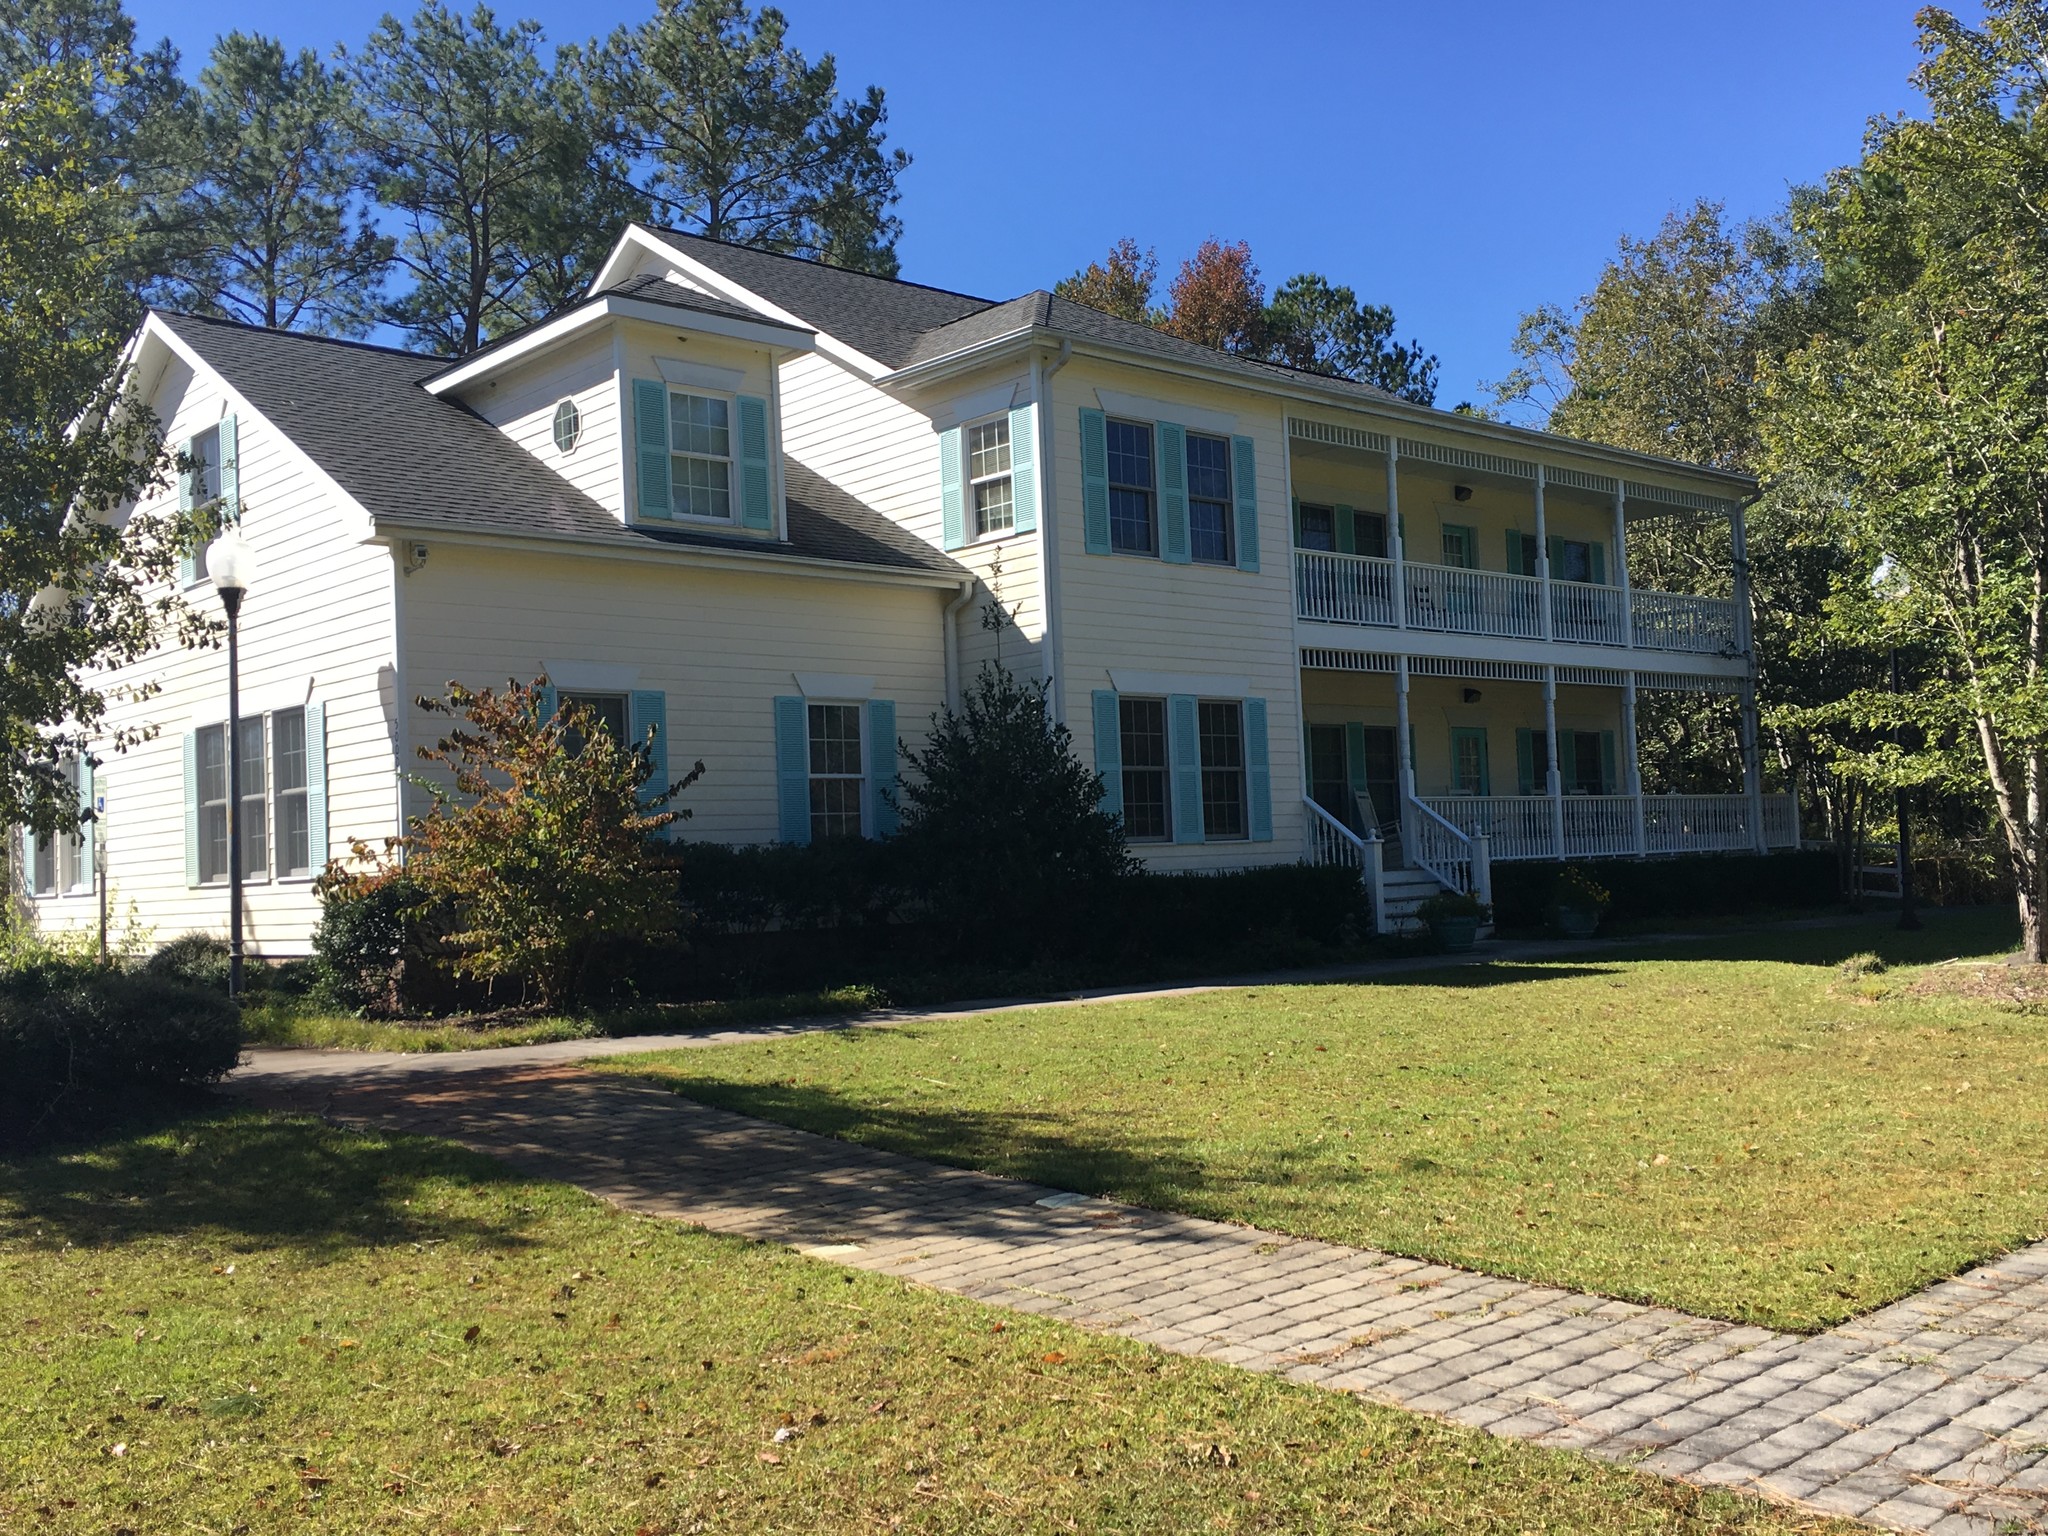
[{"xmin": 17, "ymin": 224, "xmax": 1788, "ymax": 952}]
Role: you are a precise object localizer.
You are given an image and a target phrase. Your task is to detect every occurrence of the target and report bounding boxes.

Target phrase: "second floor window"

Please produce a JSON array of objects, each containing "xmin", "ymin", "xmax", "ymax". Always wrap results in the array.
[
  {"xmin": 968, "ymin": 418, "xmax": 1014, "ymax": 537},
  {"xmin": 808, "ymin": 703, "xmax": 864, "ymax": 840},
  {"xmin": 1297, "ymin": 503, "xmax": 1335, "ymax": 551},
  {"xmin": 1106, "ymin": 419, "xmax": 1155, "ymax": 554},
  {"xmin": 669, "ymin": 390, "xmax": 732, "ymax": 519},
  {"xmin": 1118, "ymin": 697, "xmax": 1169, "ymax": 841},
  {"xmin": 1186, "ymin": 432, "xmax": 1234, "ymax": 564}
]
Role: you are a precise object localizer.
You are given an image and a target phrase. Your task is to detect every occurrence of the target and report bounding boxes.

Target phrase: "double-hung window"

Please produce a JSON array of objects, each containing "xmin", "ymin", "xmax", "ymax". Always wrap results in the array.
[
  {"xmin": 668, "ymin": 390, "xmax": 732, "ymax": 520},
  {"xmin": 559, "ymin": 691, "xmax": 629, "ymax": 756},
  {"xmin": 272, "ymin": 708, "xmax": 312, "ymax": 878},
  {"xmin": 1106, "ymin": 419, "xmax": 1156, "ymax": 554},
  {"xmin": 968, "ymin": 418, "xmax": 1014, "ymax": 538},
  {"xmin": 1185, "ymin": 432, "xmax": 1234, "ymax": 565},
  {"xmin": 807, "ymin": 703, "xmax": 865, "ymax": 840},
  {"xmin": 1296, "ymin": 503, "xmax": 1336, "ymax": 551},
  {"xmin": 1118, "ymin": 698, "xmax": 1170, "ymax": 842},
  {"xmin": 194, "ymin": 707, "xmax": 314, "ymax": 883},
  {"xmin": 1198, "ymin": 700, "xmax": 1247, "ymax": 840},
  {"xmin": 27, "ymin": 758, "xmax": 88, "ymax": 896}
]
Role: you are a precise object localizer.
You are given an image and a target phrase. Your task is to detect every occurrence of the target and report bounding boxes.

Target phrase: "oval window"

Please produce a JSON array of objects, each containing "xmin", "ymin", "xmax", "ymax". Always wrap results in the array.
[{"xmin": 552, "ymin": 398, "xmax": 582, "ymax": 454}]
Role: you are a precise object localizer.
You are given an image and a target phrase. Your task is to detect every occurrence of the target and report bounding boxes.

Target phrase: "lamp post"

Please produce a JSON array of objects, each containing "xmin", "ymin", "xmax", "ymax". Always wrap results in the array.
[{"xmin": 205, "ymin": 527, "xmax": 257, "ymax": 999}]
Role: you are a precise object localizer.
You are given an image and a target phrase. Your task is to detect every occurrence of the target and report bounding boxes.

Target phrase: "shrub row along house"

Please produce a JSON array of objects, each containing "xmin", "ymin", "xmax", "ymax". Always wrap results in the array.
[{"xmin": 16, "ymin": 226, "xmax": 1778, "ymax": 950}]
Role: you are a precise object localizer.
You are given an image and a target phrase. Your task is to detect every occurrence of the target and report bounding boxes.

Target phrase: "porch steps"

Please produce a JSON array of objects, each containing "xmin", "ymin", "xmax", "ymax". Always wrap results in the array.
[{"xmin": 1375, "ymin": 867, "xmax": 1455, "ymax": 935}]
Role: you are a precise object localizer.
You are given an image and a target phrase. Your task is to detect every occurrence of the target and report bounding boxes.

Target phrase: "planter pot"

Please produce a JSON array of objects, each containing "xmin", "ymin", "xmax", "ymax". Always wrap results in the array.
[
  {"xmin": 1429, "ymin": 916, "xmax": 1480, "ymax": 952},
  {"xmin": 1555, "ymin": 907, "xmax": 1600, "ymax": 939}
]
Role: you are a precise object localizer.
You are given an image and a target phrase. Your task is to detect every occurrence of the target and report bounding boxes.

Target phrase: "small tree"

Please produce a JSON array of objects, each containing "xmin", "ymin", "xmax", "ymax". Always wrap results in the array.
[
  {"xmin": 1055, "ymin": 236, "xmax": 1157, "ymax": 323},
  {"xmin": 396, "ymin": 678, "xmax": 702, "ymax": 1008},
  {"xmin": 895, "ymin": 663, "xmax": 1133, "ymax": 958}
]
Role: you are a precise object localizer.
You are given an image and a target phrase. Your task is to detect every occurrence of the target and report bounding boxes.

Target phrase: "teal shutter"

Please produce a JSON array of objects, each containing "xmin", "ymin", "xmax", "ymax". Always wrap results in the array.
[
  {"xmin": 1506, "ymin": 529, "xmax": 1523, "ymax": 575},
  {"xmin": 1092, "ymin": 690, "xmax": 1123, "ymax": 818},
  {"xmin": 1547, "ymin": 534, "xmax": 1565, "ymax": 573},
  {"xmin": 866, "ymin": 698, "xmax": 898, "ymax": 836},
  {"xmin": 1009, "ymin": 405, "xmax": 1038, "ymax": 534},
  {"xmin": 536, "ymin": 684, "xmax": 558, "ymax": 723},
  {"xmin": 632, "ymin": 379, "xmax": 670, "ymax": 518},
  {"xmin": 1591, "ymin": 542, "xmax": 1607, "ymax": 585},
  {"xmin": 1231, "ymin": 435, "xmax": 1258, "ymax": 572},
  {"xmin": 77, "ymin": 758, "xmax": 95, "ymax": 890},
  {"xmin": 737, "ymin": 395, "xmax": 772, "ymax": 530},
  {"xmin": 1335, "ymin": 505, "xmax": 1356, "ymax": 555},
  {"xmin": 1516, "ymin": 728, "xmax": 1535, "ymax": 796},
  {"xmin": 178, "ymin": 437, "xmax": 197, "ymax": 585},
  {"xmin": 183, "ymin": 729, "xmax": 200, "ymax": 886},
  {"xmin": 1344, "ymin": 722, "xmax": 1368, "ymax": 798},
  {"xmin": 1158, "ymin": 421, "xmax": 1190, "ymax": 564},
  {"xmin": 1244, "ymin": 697, "xmax": 1272, "ymax": 841},
  {"xmin": 1600, "ymin": 730, "xmax": 1617, "ymax": 794},
  {"xmin": 938, "ymin": 426, "xmax": 965, "ymax": 550},
  {"xmin": 773, "ymin": 696, "xmax": 810, "ymax": 845},
  {"xmin": 1168, "ymin": 694, "xmax": 1203, "ymax": 843},
  {"xmin": 1079, "ymin": 408, "xmax": 1111, "ymax": 554},
  {"xmin": 305, "ymin": 702, "xmax": 328, "ymax": 868},
  {"xmin": 218, "ymin": 413, "xmax": 239, "ymax": 524},
  {"xmin": 630, "ymin": 690, "xmax": 669, "ymax": 816}
]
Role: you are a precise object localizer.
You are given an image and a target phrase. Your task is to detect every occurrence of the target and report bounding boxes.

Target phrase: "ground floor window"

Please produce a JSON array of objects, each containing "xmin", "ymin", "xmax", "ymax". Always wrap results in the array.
[
  {"xmin": 808, "ymin": 702, "xmax": 865, "ymax": 840},
  {"xmin": 195, "ymin": 706, "xmax": 313, "ymax": 883},
  {"xmin": 560, "ymin": 691, "xmax": 628, "ymax": 756},
  {"xmin": 1451, "ymin": 726, "xmax": 1491, "ymax": 796},
  {"xmin": 1119, "ymin": 697, "xmax": 1170, "ymax": 841},
  {"xmin": 28, "ymin": 758, "xmax": 88, "ymax": 896},
  {"xmin": 1198, "ymin": 700, "xmax": 1246, "ymax": 840}
]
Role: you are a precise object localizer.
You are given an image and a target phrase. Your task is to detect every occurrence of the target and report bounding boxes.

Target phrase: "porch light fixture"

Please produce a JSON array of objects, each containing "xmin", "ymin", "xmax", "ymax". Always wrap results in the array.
[
  {"xmin": 1453, "ymin": 484, "xmax": 1474, "ymax": 502},
  {"xmin": 205, "ymin": 526, "xmax": 259, "ymax": 1000}
]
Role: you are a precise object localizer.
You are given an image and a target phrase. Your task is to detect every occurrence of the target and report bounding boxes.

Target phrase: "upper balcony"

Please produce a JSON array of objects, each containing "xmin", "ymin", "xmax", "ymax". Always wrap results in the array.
[
  {"xmin": 1285, "ymin": 414, "xmax": 1750, "ymax": 661},
  {"xmin": 1293, "ymin": 551, "xmax": 1739, "ymax": 655}
]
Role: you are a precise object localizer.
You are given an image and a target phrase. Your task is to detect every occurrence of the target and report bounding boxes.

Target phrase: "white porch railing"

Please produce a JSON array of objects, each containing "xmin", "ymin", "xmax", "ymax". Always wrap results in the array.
[
  {"xmin": 1632, "ymin": 589, "xmax": 1739, "ymax": 653},
  {"xmin": 1416, "ymin": 795, "xmax": 1553, "ymax": 860},
  {"xmin": 1293, "ymin": 550, "xmax": 1743, "ymax": 658},
  {"xmin": 1561, "ymin": 795, "xmax": 1637, "ymax": 856},
  {"xmin": 1644, "ymin": 793, "xmax": 1756, "ymax": 853},
  {"xmin": 1763, "ymin": 792, "xmax": 1798, "ymax": 848},
  {"xmin": 1409, "ymin": 791, "xmax": 1800, "ymax": 860},
  {"xmin": 1551, "ymin": 579, "xmax": 1628, "ymax": 646},
  {"xmin": 1404, "ymin": 563, "xmax": 1544, "ymax": 639}
]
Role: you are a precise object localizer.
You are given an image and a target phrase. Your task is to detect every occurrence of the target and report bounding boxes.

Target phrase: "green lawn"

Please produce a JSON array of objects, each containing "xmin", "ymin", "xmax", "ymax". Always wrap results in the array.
[
  {"xmin": 0, "ymin": 1112, "xmax": 1850, "ymax": 1535},
  {"xmin": 603, "ymin": 909, "xmax": 2048, "ymax": 1333}
]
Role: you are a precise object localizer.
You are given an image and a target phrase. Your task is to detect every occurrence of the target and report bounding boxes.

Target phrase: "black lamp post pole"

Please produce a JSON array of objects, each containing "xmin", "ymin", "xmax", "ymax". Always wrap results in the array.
[
  {"xmin": 222, "ymin": 585, "xmax": 246, "ymax": 999},
  {"xmin": 1892, "ymin": 647, "xmax": 1921, "ymax": 932}
]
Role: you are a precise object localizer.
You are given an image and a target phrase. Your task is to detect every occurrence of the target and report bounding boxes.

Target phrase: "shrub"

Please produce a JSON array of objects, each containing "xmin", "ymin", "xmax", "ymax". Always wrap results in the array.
[
  {"xmin": 895, "ymin": 663, "xmax": 1133, "ymax": 960},
  {"xmin": 1488, "ymin": 849, "xmax": 1838, "ymax": 931},
  {"xmin": 0, "ymin": 959, "xmax": 242, "ymax": 1133},
  {"xmin": 1416, "ymin": 891, "xmax": 1492, "ymax": 924},
  {"xmin": 145, "ymin": 932, "xmax": 234, "ymax": 991},
  {"xmin": 1114, "ymin": 864, "xmax": 1368, "ymax": 962},
  {"xmin": 1551, "ymin": 866, "xmax": 1612, "ymax": 918},
  {"xmin": 1838, "ymin": 950, "xmax": 1888, "ymax": 979}
]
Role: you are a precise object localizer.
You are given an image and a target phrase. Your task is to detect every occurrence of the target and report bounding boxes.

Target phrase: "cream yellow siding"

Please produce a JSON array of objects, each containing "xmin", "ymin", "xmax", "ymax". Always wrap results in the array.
[{"xmin": 462, "ymin": 329, "xmax": 625, "ymax": 519}]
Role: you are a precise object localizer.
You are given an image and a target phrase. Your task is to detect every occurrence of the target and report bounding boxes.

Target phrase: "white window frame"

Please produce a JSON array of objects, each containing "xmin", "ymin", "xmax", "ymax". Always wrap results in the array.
[
  {"xmin": 271, "ymin": 706, "xmax": 313, "ymax": 880},
  {"xmin": 1184, "ymin": 429, "xmax": 1235, "ymax": 566},
  {"xmin": 196, "ymin": 712, "xmax": 310, "ymax": 887},
  {"xmin": 26, "ymin": 758, "xmax": 89, "ymax": 898},
  {"xmin": 805, "ymin": 700, "xmax": 868, "ymax": 842},
  {"xmin": 1117, "ymin": 695, "xmax": 1172, "ymax": 843},
  {"xmin": 666, "ymin": 385, "xmax": 736, "ymax": 525},
  {"xmin": 965, "ymin": 413, "xmax": 1016, "ymax": 542},
  {"xmin": 181, "ymin": 423, "xmax": 223, "ymax": 590}
]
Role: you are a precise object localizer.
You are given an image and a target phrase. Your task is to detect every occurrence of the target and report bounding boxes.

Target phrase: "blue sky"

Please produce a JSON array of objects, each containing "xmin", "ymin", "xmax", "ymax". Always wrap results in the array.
[{"xmin": 127, "ymin": 0, "xmax": 1927, "ymax": 404}]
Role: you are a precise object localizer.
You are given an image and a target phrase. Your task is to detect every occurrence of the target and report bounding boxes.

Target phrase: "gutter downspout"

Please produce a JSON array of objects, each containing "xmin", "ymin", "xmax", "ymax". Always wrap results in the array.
[
  {"xmin": 1034, "ymin": 339, "xmax": 1073, "ymax": 723},
  {"xmin": 942, "ymin": 578, "xmax": 974, "ymax": 711}
]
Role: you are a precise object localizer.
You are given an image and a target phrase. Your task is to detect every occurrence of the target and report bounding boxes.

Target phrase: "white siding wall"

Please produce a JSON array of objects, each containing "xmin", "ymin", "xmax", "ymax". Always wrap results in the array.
[
  {"xmin": 464, "ymin": 330, "xmax": 624, "ymax": 519},
  {"xmin": 29, "ymin": 352, "xmax": 400, "ymax": 956},
  {"xmin": 400, "ymin": 543, "xmax": 946, "ymax": 845},
  {"xmin": 1048, "ymin": 358, "xmax": 1304, "ymax": 870}
]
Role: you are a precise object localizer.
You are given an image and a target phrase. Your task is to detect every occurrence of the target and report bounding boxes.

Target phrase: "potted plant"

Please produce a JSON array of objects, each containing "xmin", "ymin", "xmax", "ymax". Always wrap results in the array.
[
  {"xmin": 1551, "ymin": 866, "xmax": 1612, "ymax": 939},
  {"xmin": 1416, "ymin": 890, "xmax": 1490, "ymax": 953}
]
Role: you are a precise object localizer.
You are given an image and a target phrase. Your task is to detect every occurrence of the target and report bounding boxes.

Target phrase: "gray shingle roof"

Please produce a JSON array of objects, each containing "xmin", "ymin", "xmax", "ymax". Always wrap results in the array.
[
  {"xmin": 156, "ymin": 310, "xmax": 959, "ymax": 578},
  {"xmin": 593, "ymin": 270, "xmax": 812, "ymax": 332}
]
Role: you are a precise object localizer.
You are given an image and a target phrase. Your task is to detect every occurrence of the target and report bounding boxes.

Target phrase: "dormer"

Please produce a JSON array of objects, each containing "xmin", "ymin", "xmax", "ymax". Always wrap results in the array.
[{"xmin": 421, "ymin": 275, "xmax": 815, "ymax": 540}]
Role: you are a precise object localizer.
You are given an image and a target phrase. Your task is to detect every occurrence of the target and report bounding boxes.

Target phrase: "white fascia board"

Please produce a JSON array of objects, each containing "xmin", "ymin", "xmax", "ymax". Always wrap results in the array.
[
  {"xmin": 884, "ymin": 326, "xmax": 1759, "ymax": 496},
  {"xmin": 141, "ymin": 314, "xmax": 376, "ymax": 539},
  {"xmin": 368, "ymin": 519, "xmax": 963, "ymax": 592},
  {"xmin": 1294, "ymin": 618, "xmax": 1749, "ymax": 675},
  {"xmin": 597, "ymin": 226, "xmax": 895, "ymax": 380},
  {"xmin": 424, "ymin": 295, "xmax": 814, "ymax": 397}
]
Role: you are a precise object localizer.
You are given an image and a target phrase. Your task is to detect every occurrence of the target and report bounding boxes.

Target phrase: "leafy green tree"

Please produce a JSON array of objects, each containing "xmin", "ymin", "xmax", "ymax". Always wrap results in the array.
[
  {"xmin": 1766, "ymin": 1, "xmax": 2048, "ymax": 957},
  {"xmin": 1055, "ymin": 237, "xmax": 1158, "ymax": 323},
  {"xmin": 2, "ymin": 56, "xmax": 207, "ymax": 841},
  {"xmin": 1264, "ymin": 272, "xmax": 1437, "ymax": 403},
  {"xmin": 391, "ymin": 678, "xmax": 702, "ymax": 1008},
  {"xmin": 579, "ymin": 0, "xmax": 908, "ymax": 273},
  {"xmin": 895, "ymin": 663, "xmax": 1133, "ymax": 959},
  {"xmin": 342, "ymin": 3, "xmax": 609, "ymax": 353},
  {"xmin": 150, "ymin": 33, "xmax": 390, "ymax": 333}
]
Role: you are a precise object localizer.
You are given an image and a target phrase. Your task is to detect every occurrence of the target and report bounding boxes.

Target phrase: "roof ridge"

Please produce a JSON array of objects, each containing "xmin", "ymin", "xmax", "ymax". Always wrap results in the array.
[
  {"xmin": 153, "ymin": 307, "xmax": 442, "ymax": 363},
  {"xmin": 641, "ymin": 223, "xmax": 999, "ymax": 309}
]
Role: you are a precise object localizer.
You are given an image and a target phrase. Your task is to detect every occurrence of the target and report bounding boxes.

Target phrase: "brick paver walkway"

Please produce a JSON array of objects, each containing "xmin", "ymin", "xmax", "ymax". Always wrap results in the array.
[{"xmin": 236, "ymin": 1059, "xmax": 2048, "ymax": 1536}]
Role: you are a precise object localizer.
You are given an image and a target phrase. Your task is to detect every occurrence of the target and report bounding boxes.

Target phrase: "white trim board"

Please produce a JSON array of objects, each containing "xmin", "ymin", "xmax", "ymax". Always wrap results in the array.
[
  {"xmin": 1107, "ymin": 669, "xmax": 1254, "ymax": 698},
  {"xmin": 545, "ymin": 661, "xmax": 643, "ymax": 691},
  {"xmin": 1092, "ymin": 389, "xmax": 1239, "ymax": 436},
  {"xmin": 933, "ymin": 379, "xmax": 1027, "ymax": 429},
  {"xmin": 656, "ymin": 357, "xmax": 748, "ymax": 392},
  {"xmin": 794, "ymin": 672, "xmax": 875, "ymax": 699}
]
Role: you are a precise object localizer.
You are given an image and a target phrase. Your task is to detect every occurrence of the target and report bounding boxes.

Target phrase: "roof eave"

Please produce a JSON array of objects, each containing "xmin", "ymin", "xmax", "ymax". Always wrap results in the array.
[
  {"xmin": 880, "ymin": 326, "xmax": 1759, "ymax": 495},
  {"xmin": 423, "ymin": 294, "xmax": 815, "ymax": 397},
  {"xmin": 368, "ymin": 517, "xmax": 963, "ymax": 590}
]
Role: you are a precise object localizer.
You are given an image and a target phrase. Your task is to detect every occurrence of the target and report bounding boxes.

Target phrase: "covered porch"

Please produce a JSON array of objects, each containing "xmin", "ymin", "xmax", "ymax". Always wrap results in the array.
[{"xmin": 1298, "ymin": 650, "xmax": 1795, "ymax": 909}]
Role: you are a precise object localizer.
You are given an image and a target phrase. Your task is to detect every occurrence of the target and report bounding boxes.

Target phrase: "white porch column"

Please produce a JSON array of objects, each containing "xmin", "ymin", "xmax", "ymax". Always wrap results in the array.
[
  {"xmin": 1623, "ymin": 672, "xmax": 1646, "ymax": 855},
  {"xmin": 1534, "ymin": 465, "xmax": 1553, "ymax": 640},
  {"xmin": 1395, "ymin": 654, "xmax": 1415, "ymax": 852},
  {"xmin": 1612, "ymin": 483, "xmax": 1634, "ymax": 649},
  {"xmin": 1733, "ymin": 499, "xmax": 1766, "ymax": 851},
  {"xmin": 1387, "ymin": 440, "xmax": 1406, "ymax": 630},
  {"xmin": 1543, "ymin": 665, "xmax": 1564, "ymax": 858}
]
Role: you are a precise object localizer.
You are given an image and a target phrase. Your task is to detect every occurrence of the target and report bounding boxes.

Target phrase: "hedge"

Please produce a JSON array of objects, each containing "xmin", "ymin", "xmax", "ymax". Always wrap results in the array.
[{"xmin": 1486, "ymin": 849, "xmax": 1839, "ymax": 931}]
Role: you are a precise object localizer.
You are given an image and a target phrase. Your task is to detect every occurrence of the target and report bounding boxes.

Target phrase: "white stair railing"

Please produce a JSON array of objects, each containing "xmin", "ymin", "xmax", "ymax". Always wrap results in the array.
[
  {"xmin": 1305, "ymin": 798, "xmax": 1391, "ymax": 935},
  {"xmin": 1407, "ymin": 797, "xmax": 1477, "ymax": 896}
]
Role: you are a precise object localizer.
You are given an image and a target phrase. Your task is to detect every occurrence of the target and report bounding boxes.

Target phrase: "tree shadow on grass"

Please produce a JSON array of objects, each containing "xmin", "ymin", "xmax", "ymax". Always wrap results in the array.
[
  {"xmin": 0, "ymin": 1095, "xmax": 535, "ymax": 1259},
  {"xmin": 1317, "ymin": 962, "xmax": 1621, "ymax": 990},
  {"xmin": 1616, "ymin": 907, "xmax": 2020, "ymax": 970}
]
